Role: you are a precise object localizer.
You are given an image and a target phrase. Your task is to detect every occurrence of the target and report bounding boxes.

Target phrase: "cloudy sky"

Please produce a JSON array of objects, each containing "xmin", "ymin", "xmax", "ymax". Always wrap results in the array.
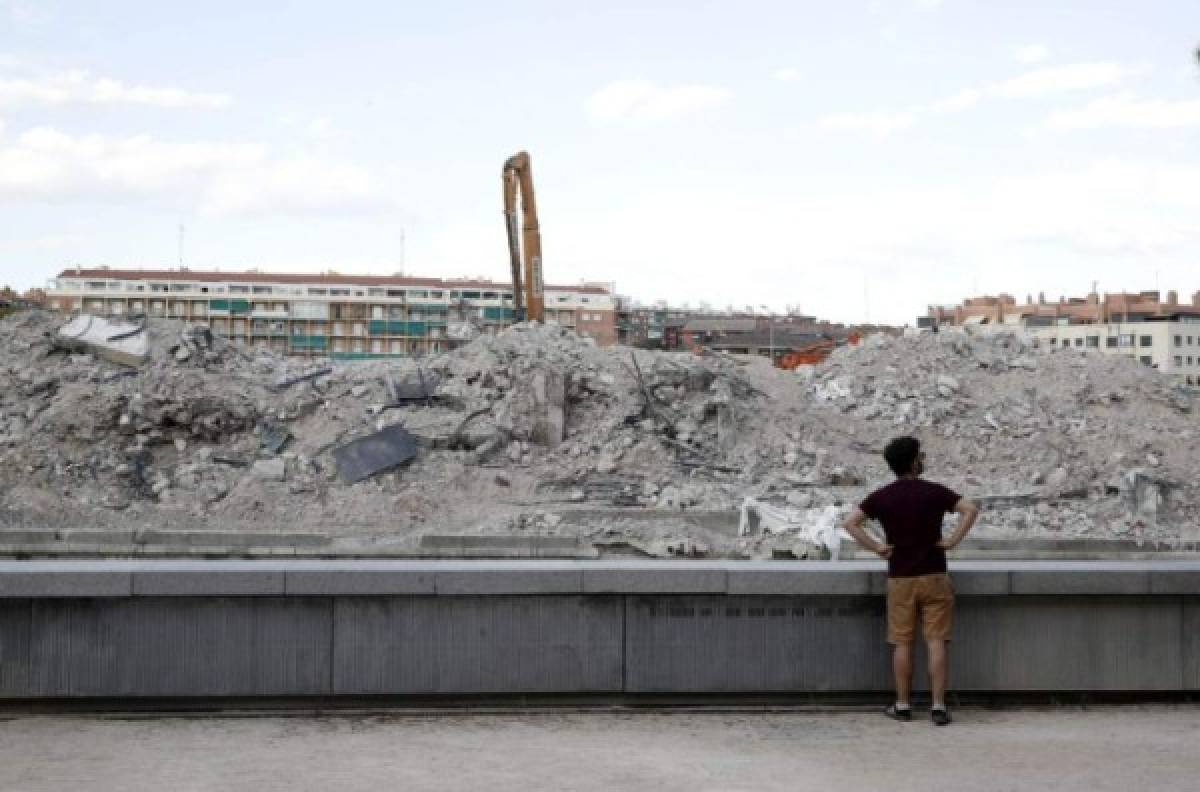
[{"xmin": 1, "ymin": 0, "xmax": 1198, "ymax": 324}]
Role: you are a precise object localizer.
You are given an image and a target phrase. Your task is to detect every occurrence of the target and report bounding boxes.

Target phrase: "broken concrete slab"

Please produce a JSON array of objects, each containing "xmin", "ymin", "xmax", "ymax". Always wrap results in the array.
[
  {"xmin": 333, "ymin": 424, "xmax": 418, "ymax": 483},
  {"xmin": 56, "ymin": 315, "xmax": 148, "ymax": 367},
  {"xmin": 259, "ymin": 423, "xmax": 292, "ymax": 455},
  {"xmin": 268, "ymin": 367, "xmax": 332, "ymax": 392},
  {"xmin": 252, "ymin": 457, "xmax": 287, "ymax": 481},
  {"xmin": 529, "ymin": 367, "xmax": 567, "ymax": 446}
]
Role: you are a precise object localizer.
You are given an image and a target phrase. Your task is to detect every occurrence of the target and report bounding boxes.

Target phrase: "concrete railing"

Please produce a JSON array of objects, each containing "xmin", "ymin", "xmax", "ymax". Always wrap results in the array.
[{"xmin": 0, "ymin": 560, "xmax": 1197, "ymax": 699}]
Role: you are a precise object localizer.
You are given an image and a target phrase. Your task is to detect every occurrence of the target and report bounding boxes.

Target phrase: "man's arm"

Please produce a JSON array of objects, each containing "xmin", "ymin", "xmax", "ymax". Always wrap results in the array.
[
  {"xmin": 843, "ymin": 508, "xmax": 892, "ymax": 559},
  {"xmin": 937, "ymin": 498, "xmax": 979, "ymax": 551}
]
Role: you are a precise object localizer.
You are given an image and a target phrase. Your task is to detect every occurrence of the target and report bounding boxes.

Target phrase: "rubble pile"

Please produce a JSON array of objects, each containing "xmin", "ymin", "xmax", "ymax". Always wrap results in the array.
[
  {"xmin": 0, "ymin": 309, "xmax": 1197, "ymax": 557},
  {"xmin": 806, "ymin": 329, "xmax": 1199, "ymax": 542}
]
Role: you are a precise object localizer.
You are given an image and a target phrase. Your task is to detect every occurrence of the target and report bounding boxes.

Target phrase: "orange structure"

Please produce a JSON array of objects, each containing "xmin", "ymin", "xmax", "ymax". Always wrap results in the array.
[{"xmin": 774, "ymin": 331, "xmax": 862, "ymax": 370}]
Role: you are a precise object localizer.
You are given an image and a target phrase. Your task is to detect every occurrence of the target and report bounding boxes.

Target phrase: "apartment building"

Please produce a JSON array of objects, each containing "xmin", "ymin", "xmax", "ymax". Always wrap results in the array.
[
  {"xmin": 48, "ymin": 268, "xmax": 617, "ymax": 358},
  {"xmin": 1027, "ymin": 321, "xmax": 1200, "ymax": 385},
  {"xmin": 926, "ymin": 289, "xmax": 1200, "ymax": 385}
]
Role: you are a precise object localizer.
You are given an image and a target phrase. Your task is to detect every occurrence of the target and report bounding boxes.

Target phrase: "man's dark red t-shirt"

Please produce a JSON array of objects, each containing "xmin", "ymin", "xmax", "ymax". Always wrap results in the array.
[{"xmin": 859, "ymin": 478, "xmax": 961, "ymax": 578}]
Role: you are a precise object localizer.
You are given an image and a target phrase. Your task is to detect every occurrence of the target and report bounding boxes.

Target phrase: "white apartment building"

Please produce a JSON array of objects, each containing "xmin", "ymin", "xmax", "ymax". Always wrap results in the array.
[
  {"xmin": 1026, "ymin": 320, "xmax": 1200, "ymax": 385},
  {"xmin": 47, "ymin": 268, "xmax": 619, "ymax": 358}
]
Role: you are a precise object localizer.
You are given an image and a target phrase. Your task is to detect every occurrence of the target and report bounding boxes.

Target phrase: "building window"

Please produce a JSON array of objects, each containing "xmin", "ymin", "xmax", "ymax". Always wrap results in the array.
[
  {"xmin": 253, "ymin": 286, "xmax": 273, "ymax": 294},
  {"xmin": 1175, "ymin": 335, "xmax": 1182, "ymax": 346},
  {"xmin": 1118, "ymin": 334, "xmax": 1134, "ymax": 347},
  {"xmin": 307, "ymin": 288, "xmax": 328, "ymax": 296},
  {"xmin": 330, "ymin": 289, "xmax": 350, "ymax": 296},
  {"xmin": 1176, "ymin": 356, "xmax": 1184, "ymax": 367},
  {"xmin": 229, "ymin": 285, "xmax": 249, "ymax": 294},
  {"xmin": 1105, "ymin": 337, "xmax": 1118, "ymax": 348},
  {"xmin": 1086, "ymin": 336, "xmax": 1099, "ymax": 348},
  {"xmin": 1189, "ymin": 357, "xmax": 1195, "ymax": 366},
  {"xmin": 1189, "ymin": 336, "xmax": 1194, "ymax": 345},
  {"xmin": 1139, "ymin": 335, "xmax": 1153, "ymax": 347},
  {"xmin": 1074, "ymin": 338, "xmax": 1083, "ymax": 347},
  {"xmin": 1139, "ymin": 356, "xmax": 1153, "ymax": 365}
]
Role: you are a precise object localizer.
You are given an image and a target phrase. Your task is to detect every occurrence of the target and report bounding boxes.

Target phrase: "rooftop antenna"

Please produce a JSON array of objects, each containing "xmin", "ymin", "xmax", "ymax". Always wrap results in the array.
[{"xmin": 399, "ymin": 227, "xmax": 406, "ymax": 275}]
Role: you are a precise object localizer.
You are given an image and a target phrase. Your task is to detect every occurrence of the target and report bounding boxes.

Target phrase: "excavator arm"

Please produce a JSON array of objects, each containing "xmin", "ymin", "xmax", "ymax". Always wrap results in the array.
[{"xmin": 502, "ymin": 151, "xmax": 544, "ymax": 323}]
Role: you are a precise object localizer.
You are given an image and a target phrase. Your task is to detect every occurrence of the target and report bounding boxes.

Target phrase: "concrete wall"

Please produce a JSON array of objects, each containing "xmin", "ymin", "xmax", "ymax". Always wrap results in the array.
[{"xmin": 1, "ymin": 560, "xmax": 1197, "ymax": 699}]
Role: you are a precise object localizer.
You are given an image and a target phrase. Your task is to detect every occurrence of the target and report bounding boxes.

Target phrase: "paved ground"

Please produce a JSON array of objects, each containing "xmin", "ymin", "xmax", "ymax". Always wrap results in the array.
[{"xmin": 1, "ymin": 706, "xmax": 1197, "ymax": 791}]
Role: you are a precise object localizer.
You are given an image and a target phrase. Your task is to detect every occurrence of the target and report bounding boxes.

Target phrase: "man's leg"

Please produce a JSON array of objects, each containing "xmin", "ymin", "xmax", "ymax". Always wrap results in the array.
[
  {"xmin": 920, "ymin": 574, "xmax": 955, "ymax": 723},
  {"xmin": 893, "ymin": 642, "xmax": 913, "ymax": 705},
  {"xmin": 926, "ymin": 638, "xmax": 947, "ymax": 709},
  {"xmin": 886, "ymin": 577, "xmax": 917, "ymax": 717}
]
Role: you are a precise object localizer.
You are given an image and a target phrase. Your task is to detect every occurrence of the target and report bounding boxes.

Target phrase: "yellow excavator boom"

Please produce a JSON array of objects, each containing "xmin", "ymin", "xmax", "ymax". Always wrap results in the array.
[{"xmin": 502, "ymin": 151, "xmax": 544, "ymax": 323}]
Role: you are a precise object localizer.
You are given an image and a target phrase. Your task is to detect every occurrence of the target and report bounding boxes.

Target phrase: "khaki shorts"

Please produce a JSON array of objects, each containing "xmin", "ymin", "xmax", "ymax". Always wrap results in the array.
[{"xmin": 886, "ymin": 573, "xmax": 954, "ymax": 644}]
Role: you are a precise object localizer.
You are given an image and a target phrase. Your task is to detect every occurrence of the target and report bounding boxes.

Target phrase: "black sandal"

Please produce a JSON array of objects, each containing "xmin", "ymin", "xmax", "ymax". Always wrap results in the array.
[
  {"xmin": 931, "ymin": 708, "xmax": 952, "ymax": 726},
  {"xmin": 885, "ymin": 703, "xmax": 912, "ymax": 721}
]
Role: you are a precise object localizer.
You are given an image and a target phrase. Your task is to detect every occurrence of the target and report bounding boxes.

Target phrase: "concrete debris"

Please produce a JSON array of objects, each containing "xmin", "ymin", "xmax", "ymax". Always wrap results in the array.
[
  {"xmin": 2, "ymin": 311, "xmax": 1199, "ymax": 557},
  {"xmin": 258, "ymin": 423, "xmax": 292, "ymax": 455},
  {"xmin": 252, "ymin": 457, "xmax": 287, "ymax": 481},
  {"xmin": 739, "ymin": 497, "xmax": 842, "ymax": 559},
  {"xmin": 56, "ymin": 315, "xmax": 148, "ymax": 367},
  {"xmin": 269, "ymin": 367, "xmax": 333, "ymax": 392}
]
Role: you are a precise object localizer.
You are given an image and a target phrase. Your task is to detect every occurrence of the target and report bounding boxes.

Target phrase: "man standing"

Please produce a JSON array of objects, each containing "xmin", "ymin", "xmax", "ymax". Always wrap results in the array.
[{"xmin": 843, "ymin": 436, "xmax": 979, "ymax": 726}]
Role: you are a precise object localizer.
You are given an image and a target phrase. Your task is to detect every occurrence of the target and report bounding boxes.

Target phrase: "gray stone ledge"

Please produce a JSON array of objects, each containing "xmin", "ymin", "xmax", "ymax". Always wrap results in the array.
[
  {"xmin": 0, "ymin": 560, "xmax": 1195, "ymax": 598},
  {"xmin": 0, "ymin": 561, "xmax": 135, "ymax": 597},
  {"xmin": 286, "ymin": 563, "xmax": 436, "ymax": 596},
  {"xmin": 583, "ymin": 563, "xmax": 728, "ymax": 594},
  {"xmin": 434, "ymin": 562, "xmax": 583, "ymax": 595},
  {"xmin": 1011, "ymin": 569, "xmax": 1151, "ymax": 595},
  {"xmin": 131, "ymin": 562, "xmax": 288, "ymax": 596},
  {"xmin": 1151, "ymin": 569, "xmax": 1200, "ymax": 595},
  {"xmin": 728, "ymin": 567, "xmax": 870, "ymax": 596}
]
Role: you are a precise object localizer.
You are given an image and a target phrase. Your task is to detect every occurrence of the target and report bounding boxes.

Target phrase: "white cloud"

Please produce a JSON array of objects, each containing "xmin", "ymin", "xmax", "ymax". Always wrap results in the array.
[
  {"xmin": 928, "ymin": 88, "xmax": 980, "ymax": 113},
  {"xmin": 550, "ymin": 158, "xmax": 1200, "ymax": 324},
  {"xmin": 774, "ymin": 67, "xmax": 801, "ymax": 82},
  {"xmin": 0, "ymin": 70, "xmax": 230, "ymax": 110},
  {"xmin": 585, "ymin": 79, "xmax": 731, "ymax": 124},
  {"xmin": 0, "ymin": 126, "xmax": 382, "ymax": 216},
  {"xmin": 2, "ymin": 1, "xmax": 51, "ymax": 28},
  {"xmin": 817, "ymin": 109, "xmax": 915, "ymax": 138},
  {"xmin": 307, "ymin": 116, "xmax": 334, "ymax": 139},
  {"xmin": 1044, "ymin": 94, "xmax": 1200, "ymax": 130},
  {"xmin": 1014, "ymin": 44, "xmax": 1049, "ymax": 65},
  {"xmin": 991, "ymin": 62, "xmax": 1141, "ymax": 99}
]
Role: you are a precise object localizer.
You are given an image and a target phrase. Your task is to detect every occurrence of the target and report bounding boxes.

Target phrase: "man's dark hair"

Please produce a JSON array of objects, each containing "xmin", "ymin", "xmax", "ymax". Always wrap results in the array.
[{"xmin": 883, "ymin": 436, "xmax": 921, "ymax": 476}]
